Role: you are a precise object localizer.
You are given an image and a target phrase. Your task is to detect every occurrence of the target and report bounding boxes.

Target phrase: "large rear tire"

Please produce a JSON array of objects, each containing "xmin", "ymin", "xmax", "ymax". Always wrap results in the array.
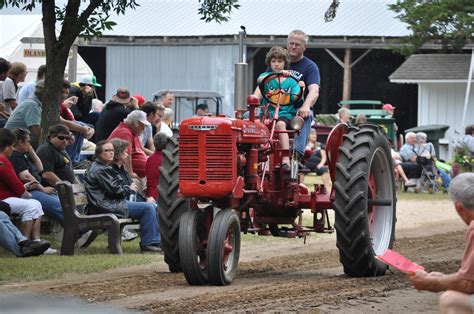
[
  {"xmin": 207, "ymin": 209, "xmax": 241, "ymax": 285},
  {"xmin": 179, "ymin": 210, "xmax": 209, "ymax": 285},
  {"xmin": 333, "ymin": 124, "xmax": 396, "ymax": 277},
  {"xmin": 158, "ymin": 134, "xmax": 189, "ymax": 273}
]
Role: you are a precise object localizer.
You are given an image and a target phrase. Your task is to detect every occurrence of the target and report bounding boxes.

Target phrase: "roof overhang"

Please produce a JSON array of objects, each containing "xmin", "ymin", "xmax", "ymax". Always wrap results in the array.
[{"xmin": 390, "ymin": 79, "xmax": 473, "ymax": 84}]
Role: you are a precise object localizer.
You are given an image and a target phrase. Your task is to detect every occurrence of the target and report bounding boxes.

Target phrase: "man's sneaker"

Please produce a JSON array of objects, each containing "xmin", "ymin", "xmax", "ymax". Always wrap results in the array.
[
  {"xmin": 20, "ymin": 239, "xmax": 50, "ymax": 257},
  {"xmin": 76, "ymin": 230, "xmax": 99, "ymax": 248},
  {"xmin": 140, "ymin": 242, "xmax": 163, "ymax": 253},
  {"xmin": 122, "ymin": 229, "xmax": 139, "ymax": 242},
  {"xmin": 43, "ymin": 247, "xmax": 58, "ymax": 255}
]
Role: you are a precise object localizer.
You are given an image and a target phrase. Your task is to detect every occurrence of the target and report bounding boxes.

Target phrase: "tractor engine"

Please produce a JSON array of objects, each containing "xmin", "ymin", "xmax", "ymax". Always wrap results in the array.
[{"xmin": 179, "ymin": 116, "xmax": 270, "ymax": 200}]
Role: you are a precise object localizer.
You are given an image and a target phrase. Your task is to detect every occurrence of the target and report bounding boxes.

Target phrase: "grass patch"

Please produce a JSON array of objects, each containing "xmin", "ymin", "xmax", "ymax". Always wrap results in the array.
[{"xmin": 0, "ymin": 234, "xmax": 160, "ymax": 285}]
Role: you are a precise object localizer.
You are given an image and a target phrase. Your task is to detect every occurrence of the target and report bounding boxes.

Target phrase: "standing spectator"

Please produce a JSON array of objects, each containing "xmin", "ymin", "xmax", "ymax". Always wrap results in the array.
[
  {"xmin": 1, "ymin": 62, "xmax": 27, "ymax": 112},
  {"xmin": 195, "ymin": 103, "xmax": 209, "ymax": 116},
  {"xmin": 0, "ymin": 206, "xmax": 50, "ymax": 257},
  {"xmin": 5, "ymin": 80, "xmax": 45, "ymax": 148},
  {"xmin": 10, "ymin": 128, "xmax": 64, "ymax": 226},
  {"xmin": 158, "ymin": 90, "xmax": 174, "ymax": 108},
  {"xmin": 68, "ymin": 74, "xmax": 101, "ymax": 124},
  {"xmin": 17, "ymin": 64, "xmax": 46, "ymax": 104},
  {"xmin": 145, "ymin": 133, "xmax": 168, "ymax": 201},
  {"xmin": 337, "ymin": 107, "xmax": 351, "ymax": 125},
  {"xmin": 84, "ymin": 140, "xmax": 162, "ymax": 253},
  {"xmin": 407, "ymin": 173, "xmax": 474, "ymax": 313},
  {"xmin": 140, "ymin": 102, "xmax": 161, "ymax": 156},
  {"xmin": 108, "ymin": 110, "xmax": 149, "ymax": 187},
  {"xmin": 159, "ymin": 108, "xmax": 174, "ymax": 138},
  {"xmin": 0, "ymin": 129, "xmax": 48, "ymax": 248},
  {"xmin": 95, "ymin": 87, "xmax": 132, "ymax": 142},
  {"xmin": 36, "ymin": 125, "xmax": 76, "ymax": 187},
  {"xmin": 0, "ymin": 57, "xmax": 11, "ymax": 81},
  {"xmin": 304, "ymin": 128, "xmax": 332, "ymax": 192}
]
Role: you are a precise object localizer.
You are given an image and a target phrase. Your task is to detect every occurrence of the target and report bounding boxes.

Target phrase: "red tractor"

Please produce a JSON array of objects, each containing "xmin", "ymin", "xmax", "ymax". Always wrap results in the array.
[{"xmin": 157, "ymin": 73, "xmax": 396, "ymax": 285}]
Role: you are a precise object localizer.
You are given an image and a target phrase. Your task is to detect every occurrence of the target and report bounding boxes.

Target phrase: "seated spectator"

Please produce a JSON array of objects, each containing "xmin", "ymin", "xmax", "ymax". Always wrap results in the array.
[
  {"xmin": 399, "ymin": 132, "xmax": 422, "ymax": 180},
  {"xmin": 95, "ymin": 87, "xmax": 132, "ymax": 142},
  {"xmin": 140, "ymin": 102, "xmax": 161, "ymax": 156},
  {"xmin": 17, "ymin": 64, "xmax": 46, "ymax": 104},
  {"xmin": 108, "ymin": 110, "xmax": 150, "ymax": 193},
  {"xmin": 36, "ymin": 125, "xmax": 76, "ymax": 187},
  {"xmin": 86, "ymin": 98, "xmax": 105, "ymax": 129},
  {"xmin": 159, "ymin": 108, "xmax": 174, "ymax": 138},
  {"xmin": 68, "ymin": 74, "xmax": 101, "ymax": 124},
  {"xmin": 337, "ymin": 107, "xmax": 351, "ymax": 126},
  {"xmin": 10, "ymin": 128, "xmax": 64, "ymax": 226},
  {"xmin": 0, "ymin": 206, "xmax": 50, "ymax": 257},
  {"xmin": 415, "ymin": 131, "xmax": 451, "ymax": 189},
  {"xmin": 132, "ymin": 94, "xmax": 146, "ymax": 107},
  {"xmin": 195, "ymin": 103, "xmax": 209, "ymax": 117},
  {"xmin": 355, "ymin": 113, "xmax": 367, "ymax": 125},
  {"xmin": 0, "ymin": 129, "xmax": 54, "ymax": 253},
  {"xmin": 462, "ymin": 124, "xmax": 474, "ymax": 155},
  {"xmin": 391, "ymin": 148, "xmax": 416, "ymax": 188},
  {"xmin": 304, "ymin": 128, "xmax": 332, "ymax": 193},
  {"xmin": 83, "ymin": 140, "xmax": 162, "ymax": 253},
  {"xmin": 0, "ymin": 103, "xmax": 10, "ymax": 128},
  {"xmin": 145, "ymin": 133, "xmax": 168, "ymax": 201},
  {"xmin": 153, "ymin": 103, "xmax": 165, "ymax": 136}
]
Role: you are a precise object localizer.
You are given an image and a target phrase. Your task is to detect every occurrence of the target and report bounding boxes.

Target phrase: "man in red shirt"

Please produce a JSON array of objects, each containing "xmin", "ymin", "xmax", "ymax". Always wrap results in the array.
[
  {"xmin": 145, "ymin": 133, "xmax": 168, "ymax": 201},
  {"xmin": 108, "ymin": 110, "xmax": 150, "ymax": 181},
  {"xmin": 408, "ymin": 173, "xmax": 474, "ymax": 313}
]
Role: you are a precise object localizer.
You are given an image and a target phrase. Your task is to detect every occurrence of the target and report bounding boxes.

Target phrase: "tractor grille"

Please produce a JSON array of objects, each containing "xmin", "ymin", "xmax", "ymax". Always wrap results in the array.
[
  {"xmin": 179, "ymin": 134, "xmax": 233, "ymax": 181},
  {"xmin": 206, "ymin": 135, "xmax": 233, "ymax": 181},
  {"xmin": 179, "ymin": 135, "xmax": 199, "ymax": 180}
]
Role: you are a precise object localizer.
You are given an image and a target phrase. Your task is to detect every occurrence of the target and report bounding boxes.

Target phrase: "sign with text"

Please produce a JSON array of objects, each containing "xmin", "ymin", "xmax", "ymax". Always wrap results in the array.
[{"xmin": 24, "ymin": 49, "xmax": 46, "ymax": 58}]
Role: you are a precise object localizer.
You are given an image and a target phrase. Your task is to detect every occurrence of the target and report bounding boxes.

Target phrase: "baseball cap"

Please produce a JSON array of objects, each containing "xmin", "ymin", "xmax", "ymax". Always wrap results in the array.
[
  {"xmin": 79, "ymin": 74, "xmax": 102, "ymax": 87},
  {"xmin": 382, "ymin": 104, "xmax": 395, "ymax": 110},
  {"xmin": 125, "ymin": 110, "xmax": 151, "ymax": 126},
  {"xmin": 112, "ymin": 87, "xmax": 131, "ymax": 104},
  {"xmin": 132, "ymin": 94, "xmax": 146, "ymax": 107}
]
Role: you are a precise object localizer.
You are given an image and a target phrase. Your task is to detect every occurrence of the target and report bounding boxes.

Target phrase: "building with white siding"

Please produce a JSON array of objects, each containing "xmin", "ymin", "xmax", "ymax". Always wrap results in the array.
[{"xmin": 390, "ymin": 54, "xmax": 474, "ymax": 160}]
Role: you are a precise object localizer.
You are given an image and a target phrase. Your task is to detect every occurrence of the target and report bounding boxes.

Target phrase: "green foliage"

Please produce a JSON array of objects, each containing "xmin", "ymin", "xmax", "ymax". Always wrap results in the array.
[
  {"xmin": 198, "ymin": 0, "xmax": 240, "ymax": 23},
  {"xmin": 389, "ymin": 0, "xmax": 474, "ymax": 55}
]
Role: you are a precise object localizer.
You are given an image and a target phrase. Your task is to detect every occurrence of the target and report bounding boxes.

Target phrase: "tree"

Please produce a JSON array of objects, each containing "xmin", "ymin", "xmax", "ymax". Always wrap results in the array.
[
  {"xmin": 389, "ymin": 0, "xmax": 474, "ymax": 56},
  {"xmin": 0, "ymin": 0, "xmax": 337, "ymax": 142},
  {"xmin": 0, "ymin": 0, "xmax": 240, "ymax": 143}
]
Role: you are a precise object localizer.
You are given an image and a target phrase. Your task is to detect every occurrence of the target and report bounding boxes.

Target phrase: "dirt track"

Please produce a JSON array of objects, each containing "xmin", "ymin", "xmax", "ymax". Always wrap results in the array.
[{"xmin": 1, "ymin": 197, "xmax": 467, "ymax": 313}]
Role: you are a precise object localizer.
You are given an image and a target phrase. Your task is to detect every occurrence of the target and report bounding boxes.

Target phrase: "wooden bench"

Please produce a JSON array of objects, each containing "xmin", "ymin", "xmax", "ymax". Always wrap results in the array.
[{"xmin": 56, "ymin": 181, "xmax": 138, "ymax": 255}]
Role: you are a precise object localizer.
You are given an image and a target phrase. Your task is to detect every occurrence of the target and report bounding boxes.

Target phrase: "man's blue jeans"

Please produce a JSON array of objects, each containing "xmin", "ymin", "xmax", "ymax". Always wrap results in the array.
[
  {"xmin": 294, "ymin": 111, "xmax": 314, "ymax": 156},
  {"xmin": 0, "ymin": 211, "xmax": 26, "ymax": 257},
  {"xmin": 66, "ymin": 121, "xmax": 92, "ymax": 162},
  {"xmin": 126, "ymin": 201, "xmax": 160, "ymax": 246},
  {"xmin": 30, "ymin": 190, "xmax": 64, "ymax": 227}
]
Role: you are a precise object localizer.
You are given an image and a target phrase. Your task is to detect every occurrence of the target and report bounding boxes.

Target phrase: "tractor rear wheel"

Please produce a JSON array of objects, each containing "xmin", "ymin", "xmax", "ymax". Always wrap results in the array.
[
  {"xmin": 179, "ymin": 210, "xmax": 209, "ymax": 285},
  {"xmin": 158, "ymin": 134, "xmax": 189, "ymax": 273},
  {"xmin": 333, "ymin": 124, "xmax": 396, "ymax": 277},
  {"xmin": 207, "ymin": 209, "xmax": 241, "ymax": 285}
]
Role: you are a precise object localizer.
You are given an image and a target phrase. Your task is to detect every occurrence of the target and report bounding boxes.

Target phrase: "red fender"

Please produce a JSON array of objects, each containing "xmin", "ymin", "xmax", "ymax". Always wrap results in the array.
[{"xmin": 326, "ymin": 123, "xmax": 349, "ymax": 182}]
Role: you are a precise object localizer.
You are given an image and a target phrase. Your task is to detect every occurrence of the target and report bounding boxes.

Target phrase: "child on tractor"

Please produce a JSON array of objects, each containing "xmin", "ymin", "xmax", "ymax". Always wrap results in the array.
[{"xmin": 257, "ymin": 46, "xmax": 305, "ymax": 169}]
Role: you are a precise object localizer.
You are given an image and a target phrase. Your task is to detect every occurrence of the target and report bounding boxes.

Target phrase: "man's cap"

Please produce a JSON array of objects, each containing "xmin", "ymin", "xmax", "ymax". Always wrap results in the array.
[
  {"xmin": 125, "ymin": 110, "xmax": 151, "ymax": 126},
  {"xmin": 132, "ymin": 94, "xmax": 146, "ymax": 107},
  {"xmin": 79, "ymin": 74, "xmax": 102, "ymax": 87},
  {"xmin": 383, "ymin": 104, "xmax": 395, "ymax": 110},
  {"xmin": 112, "ymin": 87, "xmax": 131, "ymax": 104}
]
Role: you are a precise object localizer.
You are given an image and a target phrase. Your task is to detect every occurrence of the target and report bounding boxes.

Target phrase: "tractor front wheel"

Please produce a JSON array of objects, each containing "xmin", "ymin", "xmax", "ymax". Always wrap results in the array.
[
  {"xmin": 179, "ymin": 210, "xmax": 209, "ymax": 285},
  {"xmin": 333, "ymin": 124, "xmax": 396, "ymax": 277},
  {"xmin": 207, "ymin": 209, "xmax": 241, "ymax": 285}
]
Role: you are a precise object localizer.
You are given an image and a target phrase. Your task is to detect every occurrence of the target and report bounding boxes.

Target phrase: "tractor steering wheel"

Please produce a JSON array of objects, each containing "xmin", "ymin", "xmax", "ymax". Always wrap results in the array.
[{"xmin": 258, "ymin": 72, "xmax": 303, "ymax": 106}]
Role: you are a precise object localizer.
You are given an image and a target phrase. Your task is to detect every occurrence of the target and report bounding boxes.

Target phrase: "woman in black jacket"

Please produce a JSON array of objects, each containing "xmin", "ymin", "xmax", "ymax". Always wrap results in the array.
[{"xmin": 84, "ymin": 140, "xmax": 161, "ymax": 253}]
